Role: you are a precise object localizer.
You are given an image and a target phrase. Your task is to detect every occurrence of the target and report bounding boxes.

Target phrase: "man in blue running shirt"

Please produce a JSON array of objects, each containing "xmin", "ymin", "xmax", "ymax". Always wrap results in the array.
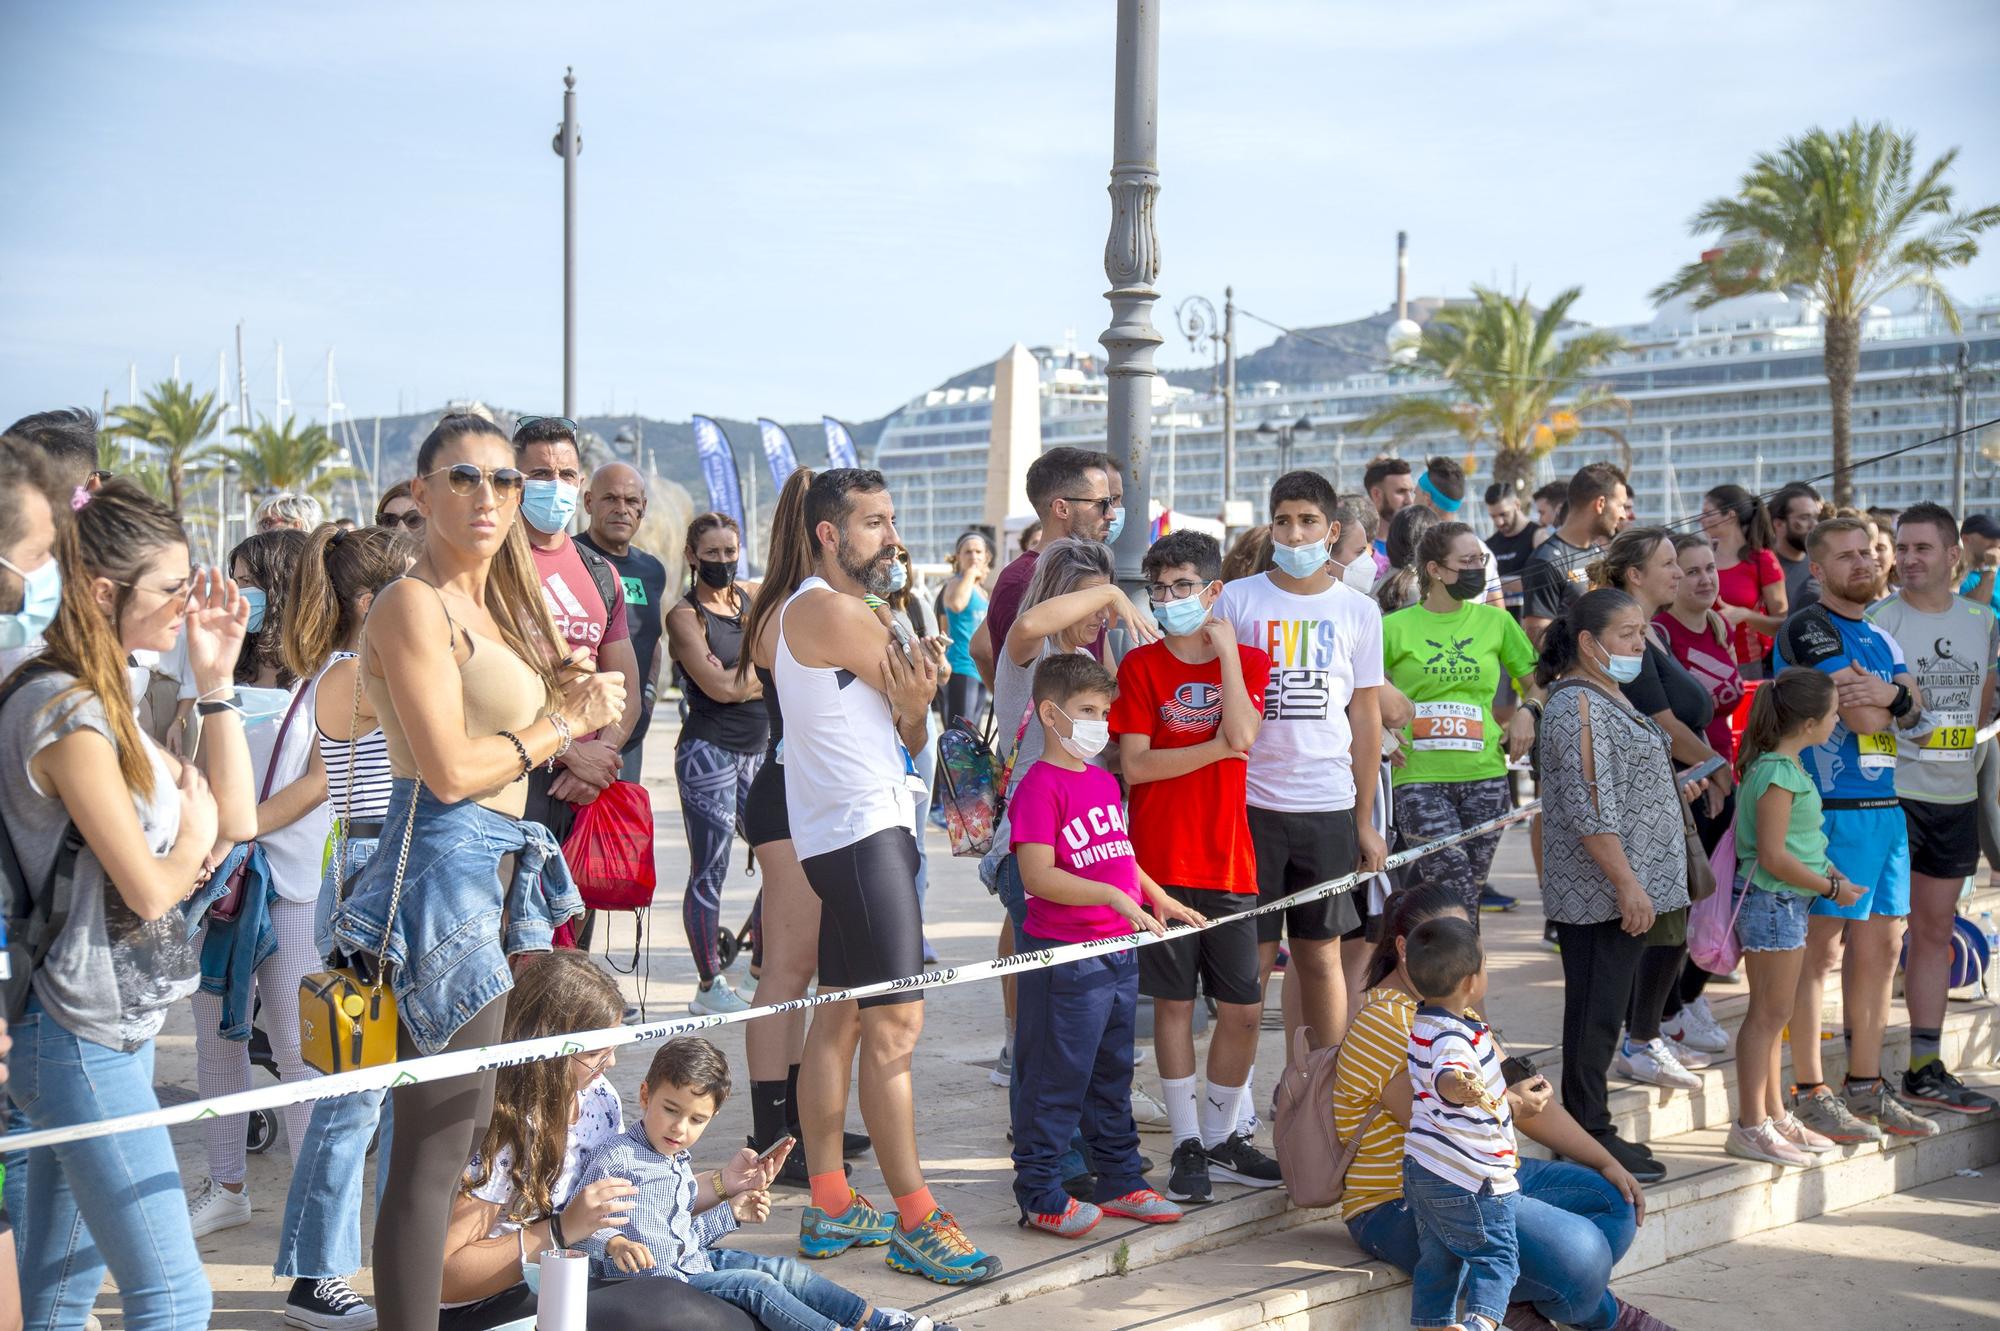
[{"xmin": 1773, "ymin": 517, "xmax": 1938, "ymax": 1142}]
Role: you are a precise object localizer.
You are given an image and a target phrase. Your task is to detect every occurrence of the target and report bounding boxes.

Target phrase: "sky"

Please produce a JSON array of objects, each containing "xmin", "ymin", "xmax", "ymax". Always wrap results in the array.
[{"xmin": 5, "ymin": 0, "xmax": 1999, "ymax": 431}]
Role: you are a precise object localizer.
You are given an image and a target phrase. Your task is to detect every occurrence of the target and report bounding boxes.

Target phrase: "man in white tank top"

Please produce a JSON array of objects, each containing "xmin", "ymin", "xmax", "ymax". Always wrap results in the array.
[{"xmin": 776, "ymin": 468, "xmax": 1002, "ymax": 1285}]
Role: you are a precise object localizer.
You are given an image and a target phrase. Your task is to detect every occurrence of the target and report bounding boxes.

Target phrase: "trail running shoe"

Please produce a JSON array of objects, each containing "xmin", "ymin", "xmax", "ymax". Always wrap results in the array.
[
  {"xmin": 1772, "ymin": 1112, "xmax": 1838, "ymax": 1154},
  {"xmin": 798, "ymin": 1191, "xmax": 894, "ymax": 1259},
  {"xmin": 1723, "ymin": 1119, "xmax": 1811, "ymax": 1167},
  {"xmin": 1205, "ymin": 1131, "xmax": 1283, "ymax": 1187},
  {"xmin": 1100, "ymin": 1188, "xmax": 1183, "ymax": 1224},
  {"xmin": 1661, "ymin": 996, "xmax": 1729, "ymax": 1054},
  {"xmin": 283, "ymin": 1277, "xmax": 376, "ymax": 1330},
  {"xmin": 1165, "ymin": 1137, "xmax": 1213, "ymax": 1203},
  {"xmin": 1478, "ymin": 888, "xmax": 1518, "ymax": 912},
  {"xmin": 887, "ymin": 1209, "xmax": 1001, "ymax": 1284},
  {"xmin": 1019, "ymin": 1197, "xmax": 1102, "ymax": 1238},
  {"xmin": 1614, "ymin": 1038, "xmax": 1702, "ymax": 1091},
  {"xmin": 1842, "ymin": 1078, "xmax": 1940, "ymax": 1138},
  {"xmin": 1790, "ymin": 1085, "xmax": 1881, "ymax": 1144},
  {"xmin": 1898, "ymin": 1061, "xmax": 1997, "ymax": 1115}
]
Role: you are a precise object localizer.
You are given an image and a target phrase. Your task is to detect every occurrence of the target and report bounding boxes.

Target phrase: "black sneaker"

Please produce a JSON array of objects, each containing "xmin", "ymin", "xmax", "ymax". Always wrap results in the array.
[
  {"xmin": 754, "ymin": 1136, "xmax": 850, "ymax": 1190},
  {"xmin": 1205, "ymin": 1132, "xmax": 1283, "ymax": 1188},
  {"xmin": 1898, "ymin": 1062, "xmax": 1997, "ymax": 1115},
  {"xmin": 1165, "ymin": 1138, "xmax": 1212, "ymax": 1203},
  {"xmin": 842, "ymin": 1129, "xmax": 872, "ymax": 1158},
  {"xmin": 283, "ymin": 1276, "xmax": 376, "ymax": 1330},
  {"xmin": 1592, "ymin": 1131, "xmax": 1666, "ymax": 1183}
]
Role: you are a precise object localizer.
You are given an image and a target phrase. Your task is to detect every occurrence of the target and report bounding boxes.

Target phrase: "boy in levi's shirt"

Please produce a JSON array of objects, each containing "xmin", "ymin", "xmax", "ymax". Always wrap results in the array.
[{"xmin": 1008, "ymin": 652, "xmax": 1205, "ymax": 1239}]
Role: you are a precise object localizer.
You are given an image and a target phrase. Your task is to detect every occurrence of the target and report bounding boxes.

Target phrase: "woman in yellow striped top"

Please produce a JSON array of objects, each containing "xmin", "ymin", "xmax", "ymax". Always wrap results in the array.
[{"xmin": 1333, "ymin": 884, "xmax": 1673, "ymax": 1331}]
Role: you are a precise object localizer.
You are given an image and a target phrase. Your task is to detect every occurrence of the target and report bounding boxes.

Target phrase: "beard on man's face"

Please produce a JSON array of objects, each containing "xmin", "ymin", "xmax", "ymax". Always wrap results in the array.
[{"xmin": 838, "ymin": 532, "xmax": 895, "ymax": 596}]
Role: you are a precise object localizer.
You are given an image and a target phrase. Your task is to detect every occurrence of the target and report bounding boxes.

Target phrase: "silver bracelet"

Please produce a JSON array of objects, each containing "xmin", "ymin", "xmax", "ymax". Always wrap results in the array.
[{"xmin": 548, "ymin": 711, "xmax": 574, "ymax": 766}]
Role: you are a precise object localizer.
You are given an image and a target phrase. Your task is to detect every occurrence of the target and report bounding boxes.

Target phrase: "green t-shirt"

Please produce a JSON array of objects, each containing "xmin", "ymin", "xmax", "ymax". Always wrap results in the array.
[
  {"xmin": 1734, "ymin": 752, "xmax": 1830, "ymax": 896},
  {"xmin": 1381, "ymin": 601, "xmax": 1538, "ymax": 786}
]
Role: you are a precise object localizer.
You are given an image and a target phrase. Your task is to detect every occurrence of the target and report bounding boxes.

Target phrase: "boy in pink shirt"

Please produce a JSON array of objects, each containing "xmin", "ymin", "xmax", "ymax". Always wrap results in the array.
[{"xmin": 1008, "ymin": 653, "xmax": 1205, "ymax": 1237}]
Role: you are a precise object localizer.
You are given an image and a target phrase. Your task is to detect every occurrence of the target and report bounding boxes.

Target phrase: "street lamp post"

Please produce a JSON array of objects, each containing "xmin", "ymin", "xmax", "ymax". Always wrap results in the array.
[
  {"xmin": 1257, "ymin": 414, "xmax": 1314, "ymax": 486},
  {"xmin": 1177, "ymin": 287, "xmax": 1238, "ymax": 528},
  {"xmin": 552, "ymin": 68, "xmax": 581, "ymax": 419},
  {"xmin": 1099, "ymin": 0, "xmax": 1162, "ymax": 592}
]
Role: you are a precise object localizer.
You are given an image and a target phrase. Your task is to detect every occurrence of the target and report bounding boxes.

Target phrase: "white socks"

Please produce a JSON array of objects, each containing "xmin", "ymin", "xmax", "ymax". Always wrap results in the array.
[
  {"xmin": 1162, "ymin": 1074, "xmax": 1199, "ymax": 1146},
  {"xmin": 1235, "ymin": 1063, "xmax": 1259, "ymax": 1136},
  {"xmin": 1201, "ymin": 1079, "xmax": 1247, "ymax": 1149}
]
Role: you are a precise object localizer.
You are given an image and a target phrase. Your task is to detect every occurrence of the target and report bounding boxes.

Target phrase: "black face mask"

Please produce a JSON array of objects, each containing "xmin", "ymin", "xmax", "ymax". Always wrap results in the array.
[
  {"xmin": 697, "ymin": 559, "xmax": 735, "ymax": 590},
  {"xmin": 1444, "ymin": 566, "xmax": 1486, "ymax": 602}
]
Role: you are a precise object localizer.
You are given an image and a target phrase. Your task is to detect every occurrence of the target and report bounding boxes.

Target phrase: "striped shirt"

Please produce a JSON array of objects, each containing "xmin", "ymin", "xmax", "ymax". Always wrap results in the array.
[
  {"xmin": 316, "ymin": 654, "xmax": 393, "ymax": 823},
  {"xmin": 1332, "ymin": 987, "xmax": 1420, "ymax": 1221},
  {"xmin": 1406, "ymin": 1005, "xmax": 1516, "ymax": 1195}
]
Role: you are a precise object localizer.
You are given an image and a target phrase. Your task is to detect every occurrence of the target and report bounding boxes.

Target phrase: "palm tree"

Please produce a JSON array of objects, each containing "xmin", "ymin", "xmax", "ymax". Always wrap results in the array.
[
  {"xmin": 221, "ymin": 416, "xmax": 361, "ymax": 501},
  {"xmin": 1652, "ymin": 121, "xmax": 1999, "ymax": 507},
  {"xmin": 107, "ymin": 380, "xmax": 229, "ymax": 513},
  {"xmin": 1355, "ymin": 286, "xmax": 1629, "ymax": 488},
  {"xmin": 94, "ymin": 433, "xmax": 173, "ymax": 503}
]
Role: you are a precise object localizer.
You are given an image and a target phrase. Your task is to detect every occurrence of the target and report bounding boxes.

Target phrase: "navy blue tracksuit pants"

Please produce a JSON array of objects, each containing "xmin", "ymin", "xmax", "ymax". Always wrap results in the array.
[{"xmin": 1010, "ymin": 933, "xmax": 1146, "ymax": 1217}]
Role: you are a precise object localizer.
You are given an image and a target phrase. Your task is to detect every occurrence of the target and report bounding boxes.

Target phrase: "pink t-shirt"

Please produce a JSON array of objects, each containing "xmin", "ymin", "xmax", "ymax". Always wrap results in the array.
[
  {"xmin": 531, "ymin": 535, "xmax": 630, "ymax": 665},
  {"xmin": 1007, "ymin": 759, "xmax": 1141, "ymax": 943}
]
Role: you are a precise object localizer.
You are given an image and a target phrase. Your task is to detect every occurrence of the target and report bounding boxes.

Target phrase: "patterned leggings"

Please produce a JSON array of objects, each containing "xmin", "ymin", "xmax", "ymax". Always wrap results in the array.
[
  {"xmin": 1393, "ymin": 777, "xmax": 1514, "ymax": 917},
  {"xmin": 678, "ymin": 735, "xmax": 764, "ymax": 983}
]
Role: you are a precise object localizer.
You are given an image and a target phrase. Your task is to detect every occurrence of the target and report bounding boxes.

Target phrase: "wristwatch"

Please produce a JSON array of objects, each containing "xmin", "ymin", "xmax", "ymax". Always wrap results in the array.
[
  {"xmin": 1888, "ymin": 682, "xmax": 1914, "ymax": 719},
  {"xmin": 712, "ymin": 1168, "xmax": 730, "ymax": 1201}
]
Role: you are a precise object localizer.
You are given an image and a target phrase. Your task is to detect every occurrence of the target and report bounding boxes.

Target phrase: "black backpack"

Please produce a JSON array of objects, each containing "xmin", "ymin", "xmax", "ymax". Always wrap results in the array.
[
  {"xmin": 574, "ymin": 540, "xmax": 626, "ymax": 628},
  {"xmin": 0, "ymin": 671, "xmax": 84, "ymax": 1022}
]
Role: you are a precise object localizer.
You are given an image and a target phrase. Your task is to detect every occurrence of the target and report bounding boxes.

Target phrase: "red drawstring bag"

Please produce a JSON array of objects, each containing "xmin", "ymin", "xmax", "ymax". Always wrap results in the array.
[{"xmin": 561, "ymin": 780, "xmax": 656, "ymax": 911}]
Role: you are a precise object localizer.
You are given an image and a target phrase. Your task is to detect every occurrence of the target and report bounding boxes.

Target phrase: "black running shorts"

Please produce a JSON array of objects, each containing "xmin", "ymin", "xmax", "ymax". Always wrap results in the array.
[
  {"xmin": 1248, "ymin": 806, "xmax": 1362, "ymax": 944},
  {"xmin": 1902, "ymin": 797, "xmax": 1979, "ymax": 881},
  {"xmin": 1138, "ymin": 887, "xmax": 1263, "ymax": 1006},
  {"xmin": 800, "ymin": 826, "xmax": 925, "ymax": 1008}
]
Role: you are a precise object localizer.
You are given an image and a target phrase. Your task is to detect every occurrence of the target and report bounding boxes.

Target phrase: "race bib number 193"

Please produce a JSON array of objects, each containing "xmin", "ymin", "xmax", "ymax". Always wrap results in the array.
[{"xmin": 1857, "ymin": 731, "xmax": 1898, "ymax": 770}]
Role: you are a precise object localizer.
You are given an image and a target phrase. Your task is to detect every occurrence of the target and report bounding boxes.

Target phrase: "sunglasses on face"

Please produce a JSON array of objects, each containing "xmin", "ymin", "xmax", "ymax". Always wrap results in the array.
[
  {"xmin": 377, "ymin": 511, "xmax": 426, "ymax": 532},
  {"xmin": 422, "ymin": 464, "xmax": 526, "ymax": 499},
  {"xmin": 1062, "ymin": 496, "xmax": 1115, "ymax": 516}
]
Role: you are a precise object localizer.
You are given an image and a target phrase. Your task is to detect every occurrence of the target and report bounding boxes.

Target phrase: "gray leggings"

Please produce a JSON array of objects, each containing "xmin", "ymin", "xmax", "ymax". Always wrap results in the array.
[{"xmin": 372, "ymin": 993, "xmax": 507, "ymax": 1328}]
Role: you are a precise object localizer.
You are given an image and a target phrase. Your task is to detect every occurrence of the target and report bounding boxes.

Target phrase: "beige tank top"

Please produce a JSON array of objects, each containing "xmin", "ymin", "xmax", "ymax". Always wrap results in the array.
[{"xmin": 366, "ymin": 579, "xmax": 546, "ymax": 817}]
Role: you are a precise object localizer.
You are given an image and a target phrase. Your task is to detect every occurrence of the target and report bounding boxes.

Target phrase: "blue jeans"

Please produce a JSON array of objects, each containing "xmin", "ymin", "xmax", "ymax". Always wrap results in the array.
[
  {"xmin": 1346, "ymin": 1156, "xmax": 1634, "ymax": 1330},
  {"xmin": 272, "ymin": 1086, "xmax": 392, "ymax": 1279},
  {"xmin": 1403, "ymin": 1158, "xmax": 1518, "ymax": 1330},
  {"xmin": 9, "ymin": 999, "xmax": 212, "ymax": 1331},
  {"xmin": 687, "ymin": 1248, "xmax": 868, "ymax": 1331}
]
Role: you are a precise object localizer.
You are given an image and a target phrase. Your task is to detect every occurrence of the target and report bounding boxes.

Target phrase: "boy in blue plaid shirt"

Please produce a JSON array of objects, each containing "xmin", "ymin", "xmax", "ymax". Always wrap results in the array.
[{"xmin": 576, "ymin": 1038, "xmax": 949, "ymax": 1331}]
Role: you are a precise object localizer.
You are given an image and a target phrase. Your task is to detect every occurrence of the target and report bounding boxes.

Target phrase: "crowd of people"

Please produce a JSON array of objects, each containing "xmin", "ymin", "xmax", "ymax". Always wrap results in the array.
[{"xmin": 0, "ymin": 403, "xmax": 1994, "ymax": 1331}]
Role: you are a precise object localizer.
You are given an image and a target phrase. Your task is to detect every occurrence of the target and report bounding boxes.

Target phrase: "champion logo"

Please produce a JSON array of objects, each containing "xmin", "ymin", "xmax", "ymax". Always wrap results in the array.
[{"xmin": 1161, "ymin": 681, "xmax": 1222, "ymax": 734}]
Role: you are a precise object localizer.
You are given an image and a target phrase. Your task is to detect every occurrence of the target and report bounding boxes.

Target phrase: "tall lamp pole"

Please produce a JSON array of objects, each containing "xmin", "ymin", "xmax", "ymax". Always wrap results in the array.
[
  {"xmin": 1257, "ymin": 414, "xmax": 1314, "ymax": 487},
  {"xmin": 1176, "ymin": 288, "xmax": 1237, "ymax": 528},
  {"xmin": 1950, "ymin": 343, "xmax": 1969, "ymax": 518},
  {"xmin": 1099, "ymin": 0, "xmax": 1162, "ymax": 592},
  {"xmin": 552, "ymin": 68, "xmax": 581, "ymax": 419}
]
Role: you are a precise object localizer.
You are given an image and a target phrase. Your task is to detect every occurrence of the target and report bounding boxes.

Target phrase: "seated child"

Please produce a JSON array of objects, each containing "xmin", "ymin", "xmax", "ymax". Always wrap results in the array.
[
  {"xmin": 1402, "ymin": 916, "xmax": 1517, "ymax": 1331},
  {"xmin": 1009, "ymin": 652, "xmax": 1202, "ymax": 1236},
  {"xmin": 576, "ymin": 1037, "xmax": 947, "ymax": 1331}
]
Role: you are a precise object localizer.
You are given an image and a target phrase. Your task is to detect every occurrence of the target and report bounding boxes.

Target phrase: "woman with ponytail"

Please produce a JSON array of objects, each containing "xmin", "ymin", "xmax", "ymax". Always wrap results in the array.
[
  {"xmin": 186, "ymin": 526, "xmax": 337, "ymax": 1244},
  {"xmin": 269, "ymin": 521, "xmax": 411, "ymax": 1329},
  {"xmin": 0, "ymin": 478, "xmax": 256, "ymax": 1330},
  {"xmin": 666, "ymin": 512, "xmax": 767, "ymax": 1015},
  {"xmin": 1700, "ymin": 483, "xmax": 1787, "ymax": 677},
  {"xmin": 328, "ymin": 413, "xmax": 625, "ymax": 1324}
]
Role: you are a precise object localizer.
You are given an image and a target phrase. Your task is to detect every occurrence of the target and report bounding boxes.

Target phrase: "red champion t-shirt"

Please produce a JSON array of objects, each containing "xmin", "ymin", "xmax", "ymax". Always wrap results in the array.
[{"xmin": 1108, "ymin": 639, "xmax": 1272, "ymax": 895}]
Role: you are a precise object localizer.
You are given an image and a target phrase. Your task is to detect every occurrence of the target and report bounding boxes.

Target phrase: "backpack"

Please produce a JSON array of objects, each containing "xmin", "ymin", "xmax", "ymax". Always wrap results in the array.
[
  {"xmin": 934, "ymin": 704, "xmax": 1036, "ymax": 858},
  {"xmin": 1272, "ymin": 1024, "xmax": 1378, "ymax": 1209},
  {"xmin": 574, "ymin": 541, "xmax": 625, "ymax": 628},
  {"xmin": 0, "ymin": 671, "xmax": 85, "ymax": 1022}
]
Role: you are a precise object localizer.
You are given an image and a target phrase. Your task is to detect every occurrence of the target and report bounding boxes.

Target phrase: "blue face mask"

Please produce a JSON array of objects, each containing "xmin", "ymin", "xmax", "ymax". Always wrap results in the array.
[
  {"xmin": 1105, "ymin": 506, "xmax": 1126, "ymax": 544},
  {"xmin": 522, "ymin": 479, "xmax": 580, "ymax": 535},
  {"xmin": 233, "ymin": 685, "xmax": 293, "ymax": 725},
  {"xmin": 1151, "ymin": 592, "xmax": 1208, "ymax": 637},
  {"xmin": 886, "ymin": 559, "xmax": 909, "ymax": 593},
  {"xmin": 1595, "ymin": 641, "xmax": 1645, "ymax": 684},
  {"xmin": 0, "ymin": 554, "xmax": 61, "ymax": 650},
  {"xmin": 240, "ymin": 586, "xmax": 267, "ymax": 635},
  {"xmin": 1271, "ymin": 538, "xmax": 1329, "ymax": 580}
]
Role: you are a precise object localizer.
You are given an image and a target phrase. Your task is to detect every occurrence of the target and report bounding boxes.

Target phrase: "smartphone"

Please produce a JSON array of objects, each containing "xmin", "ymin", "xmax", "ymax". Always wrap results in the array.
[
  {"xmin": 755, "ymin": 1134, "xmax": 795, "ymax": 1163},
  {"xmin": 886, "ymin": 618, "xmax": 917, "ymax": 659}
]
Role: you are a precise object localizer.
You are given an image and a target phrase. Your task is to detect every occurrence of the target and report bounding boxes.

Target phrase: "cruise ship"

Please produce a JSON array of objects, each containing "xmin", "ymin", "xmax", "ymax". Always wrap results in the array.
[{"xmin": 873, "ymin": 289, "xmax": 2000, "ymax": 561}]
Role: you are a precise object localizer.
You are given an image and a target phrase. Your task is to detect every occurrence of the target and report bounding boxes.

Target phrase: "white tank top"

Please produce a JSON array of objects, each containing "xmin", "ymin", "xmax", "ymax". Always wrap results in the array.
[{"xmin": 775, "ymin": 577, "xmax": 915, "ymax": 858}]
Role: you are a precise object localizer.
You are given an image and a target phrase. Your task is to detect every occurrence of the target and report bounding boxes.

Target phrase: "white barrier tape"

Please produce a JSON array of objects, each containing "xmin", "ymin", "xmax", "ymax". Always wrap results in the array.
[{"xmin": 0, "ymin": 749, "xmax": 1772, "ymax": 1155}]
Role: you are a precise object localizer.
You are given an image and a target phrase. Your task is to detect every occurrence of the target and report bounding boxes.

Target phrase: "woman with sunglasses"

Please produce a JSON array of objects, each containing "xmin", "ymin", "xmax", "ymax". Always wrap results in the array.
[
  {"xmin": 376, "ymin": 479, "xmax": 424, "ymax": 534},
  {"xmin": 1, "ymin": 479, "xmax": 257, "ymax": 1331},
  {"xmin": 330, "ymin": 413, "xmax": 624, "ymax": 1324}
]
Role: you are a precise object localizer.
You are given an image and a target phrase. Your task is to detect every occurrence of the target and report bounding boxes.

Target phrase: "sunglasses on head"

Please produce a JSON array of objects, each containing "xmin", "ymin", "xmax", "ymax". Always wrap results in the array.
[
  {"xmin": 421, "ymin": 464, "xmax": 526, "ymax": 499},
  {"xmin": 515, "ymin": 415, "xmax": 578, "ymax": 436}
]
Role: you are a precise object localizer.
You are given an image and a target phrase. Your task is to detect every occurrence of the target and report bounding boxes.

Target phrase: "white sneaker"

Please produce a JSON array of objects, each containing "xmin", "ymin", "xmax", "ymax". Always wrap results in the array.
[
  {"xmin": 188, "ymin": 1177, "xmax": 251, "ymax": 1238},
  {"xmin": 1662, "ymin": 996, "xmax": 1730, "ymax": 1054},
  {"xmin": 1614, "ymin": 1038, "xmax": 1702, "ymax": 1091},
  {"xmin": 989, "ymin": 1040, "xmax": 1012, "ymax": 1087},
  {"xmin": 1724, "ymin": 1119, "xmax": 1812, "ymax": 1167},
  {"xmin": 688, "ymin": 977, "xmax": 749, "ymax": 1017},
  {"xmin": 1131, "ymin": 1086, "xmax": 1172, "ymax": 1134},
  {"xmin": 1663, "ymin": 1034, "xmax": 1713, "ymax": 1070}
]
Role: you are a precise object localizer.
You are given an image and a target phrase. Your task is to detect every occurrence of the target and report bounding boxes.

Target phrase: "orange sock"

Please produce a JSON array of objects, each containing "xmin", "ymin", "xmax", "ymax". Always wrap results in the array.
[
  {"xmin": 809, "ymin": 1171, "xmax": 852, "ymax": 1216},
  {"xmin": 893, "ymin": 1186, "xmax": 938, "ymax": 1232}
]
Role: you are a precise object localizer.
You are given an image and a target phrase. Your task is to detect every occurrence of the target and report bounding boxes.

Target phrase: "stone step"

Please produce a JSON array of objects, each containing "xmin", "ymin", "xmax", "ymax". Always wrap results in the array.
[{"xmin": 939, "ymin": 1071, "xmax": 2000, "ymax": 1330}]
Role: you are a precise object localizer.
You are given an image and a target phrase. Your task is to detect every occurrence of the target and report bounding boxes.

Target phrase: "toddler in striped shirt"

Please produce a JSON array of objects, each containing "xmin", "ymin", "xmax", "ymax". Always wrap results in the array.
[{"xmin": 1402, "ymin": 916, "xmax": 1517, "ymax": 1331}]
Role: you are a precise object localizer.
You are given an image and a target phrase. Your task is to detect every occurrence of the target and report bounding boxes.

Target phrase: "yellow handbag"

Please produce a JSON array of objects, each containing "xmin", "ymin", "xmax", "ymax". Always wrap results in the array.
[{"xmin": 300, "ymin": 635, "xmax": 410, "ymax": 1076}]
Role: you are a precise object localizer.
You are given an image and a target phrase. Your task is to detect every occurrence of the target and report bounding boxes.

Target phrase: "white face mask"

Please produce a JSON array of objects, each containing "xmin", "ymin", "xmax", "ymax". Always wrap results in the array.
[
  {"xmin": 1055, "ymin": 704, "xmax": 1110, "ymax": 760},
  {"xmin": 1333, "ymin": 554, "xmax": 1375, "ymax": 593}
]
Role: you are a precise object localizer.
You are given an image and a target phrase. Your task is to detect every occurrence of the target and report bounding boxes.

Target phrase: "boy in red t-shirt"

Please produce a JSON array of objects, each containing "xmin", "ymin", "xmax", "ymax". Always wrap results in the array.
[
  {"xmin": 1109, "ymin": 531, "xmax": 1276, "ymax": 1205},
  {"xmin": 1010, "ymin": 652, "xmax": 1202, "ymax": 1238}
]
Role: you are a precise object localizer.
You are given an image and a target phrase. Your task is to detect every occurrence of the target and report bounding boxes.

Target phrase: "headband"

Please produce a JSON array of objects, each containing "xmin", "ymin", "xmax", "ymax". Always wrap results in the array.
[{"xmin": 1418, "ymin": 472, "xmax": 1463, "ymax": 513}]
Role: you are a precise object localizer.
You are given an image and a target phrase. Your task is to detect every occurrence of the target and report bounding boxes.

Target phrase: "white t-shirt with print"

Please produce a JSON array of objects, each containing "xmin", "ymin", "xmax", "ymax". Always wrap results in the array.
[{"xmin": 1217, "ymin": 571, "xmax": 1385, "ymax": 813}]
